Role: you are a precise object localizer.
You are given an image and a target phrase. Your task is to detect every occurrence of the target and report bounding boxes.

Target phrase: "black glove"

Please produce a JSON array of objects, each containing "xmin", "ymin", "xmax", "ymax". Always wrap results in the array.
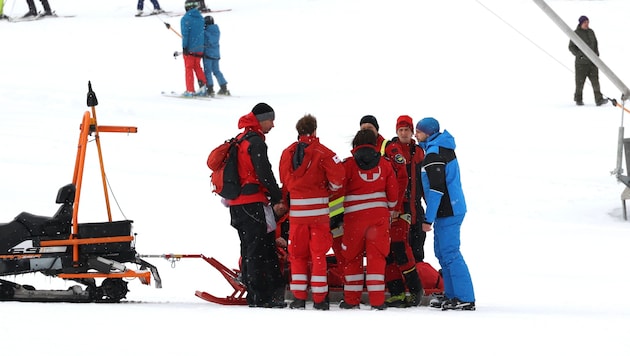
[{"xmin": 183, "ymin": 47, "xmax": 190, "ymax": 55}]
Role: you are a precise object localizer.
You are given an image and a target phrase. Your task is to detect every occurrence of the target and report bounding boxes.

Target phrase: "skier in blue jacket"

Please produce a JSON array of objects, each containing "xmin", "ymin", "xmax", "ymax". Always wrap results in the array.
[
  {"xmin": 180, "ymin": 1, "xmax": 207, "ymax": 96},
  {"xmin": 203, "ymin": 15, "xmax": 230, "ymax": 96},
  {"xmin": 415, "ymin": 117, "xmax": 475, "ymax": 311}
]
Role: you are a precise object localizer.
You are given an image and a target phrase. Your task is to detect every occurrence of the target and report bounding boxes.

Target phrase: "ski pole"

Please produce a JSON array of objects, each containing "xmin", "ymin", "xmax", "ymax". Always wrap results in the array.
[{"xmin": 164, "ymin": 21, "xmax": 182, "ymax": 38}]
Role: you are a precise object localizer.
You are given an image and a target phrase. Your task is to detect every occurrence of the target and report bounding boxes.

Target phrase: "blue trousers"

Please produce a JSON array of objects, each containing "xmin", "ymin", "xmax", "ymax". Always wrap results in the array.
[
  {"xmin": 137, "ymin": 0, "xmax": 161, "ymax": 10},
  {"xmin": 203, "ymin": 58, "xmax": 227, "ymax": 88},
  {"xmin": 434, "ymin": 214, "xmax": 475, "ymax": 302}
]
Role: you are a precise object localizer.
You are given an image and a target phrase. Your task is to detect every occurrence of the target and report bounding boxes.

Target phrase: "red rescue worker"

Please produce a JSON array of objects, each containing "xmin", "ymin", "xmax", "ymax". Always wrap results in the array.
[
  {"xmin": 339, "ymin": 129, "xmax": 398, "ymax": 310},
  {"xmin": 360, "ymin": 115, "xmax": 424, "ymax": 307},
  {"xmin": 279, "ymin": 114, "xmax": 345, "ymax": 311},
  {"xmin": 383, "ymin": 115, "xmax": 425, "ymax": 307}
]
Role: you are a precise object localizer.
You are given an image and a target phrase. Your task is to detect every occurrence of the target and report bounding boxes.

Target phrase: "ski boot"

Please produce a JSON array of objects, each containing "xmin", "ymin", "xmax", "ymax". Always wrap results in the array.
[
  {"xmin": 218, "ymin": 84, "xmax": 231, "ymax": 96},
  {"xmin": 196, "ymin": 85, "xmax": 208, "ymax": 96}
]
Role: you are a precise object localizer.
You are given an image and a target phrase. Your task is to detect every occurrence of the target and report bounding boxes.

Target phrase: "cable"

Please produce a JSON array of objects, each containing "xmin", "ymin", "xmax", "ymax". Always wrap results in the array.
[{"xmin": 475, "ymin": 0, "xmax": 573, "ymax": 74}]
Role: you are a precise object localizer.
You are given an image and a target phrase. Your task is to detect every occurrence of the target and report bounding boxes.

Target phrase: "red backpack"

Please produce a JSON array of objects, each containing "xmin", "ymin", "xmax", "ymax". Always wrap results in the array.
[{"xmin": 207, "ymin": 132, "xmax": 255, "ymax": 199}]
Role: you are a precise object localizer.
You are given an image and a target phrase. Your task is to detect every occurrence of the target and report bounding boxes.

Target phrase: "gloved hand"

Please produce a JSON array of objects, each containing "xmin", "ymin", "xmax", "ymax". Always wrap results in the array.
[{"xmin": 183, "ymin": 47, "xmax": 190, "ymax": 55}]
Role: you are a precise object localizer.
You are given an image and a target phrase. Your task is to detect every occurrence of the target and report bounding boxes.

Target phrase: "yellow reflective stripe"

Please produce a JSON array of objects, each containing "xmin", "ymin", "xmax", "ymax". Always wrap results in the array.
[
  {"xmin": 329, "ymin": 196, "xmax": 345, "ymax": 206},
  {"xmin": 329, "ymin": 196, "xmax": 345, "ymax": 217},
  {"xmin": 380, "ymin": 139, "xmax": 388, "ymax": 156}
]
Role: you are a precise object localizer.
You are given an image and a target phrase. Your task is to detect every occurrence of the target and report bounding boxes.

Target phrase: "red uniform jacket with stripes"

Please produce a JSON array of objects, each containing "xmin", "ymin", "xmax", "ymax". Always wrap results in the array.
[
  {"xmin": 342, "ymin": 144, "xmax": 399, "ymax": 220},
  {"xmin": 279, "ymin": 135, "xmax": 345, "ymax": 225}
]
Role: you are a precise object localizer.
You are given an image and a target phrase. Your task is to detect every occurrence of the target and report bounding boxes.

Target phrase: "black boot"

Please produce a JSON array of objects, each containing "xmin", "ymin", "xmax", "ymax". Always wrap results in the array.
[
  {"xmin": 24, "ymin": 0, "xmax": 37, "ymax": 17},
  {"xmin": 218, "ymin": 84, "xmax": 230, "ymax": 96},
  {"xmin": 385, "ymin": 279, "xmax": 407, "ymax": 307},
  {"xmin": 40, "ymin": 0, "xmax": 53, "ymax": 15},
  {"xmin": 402, "ymin": 268, "xmax": 424, "ymax": 307}
]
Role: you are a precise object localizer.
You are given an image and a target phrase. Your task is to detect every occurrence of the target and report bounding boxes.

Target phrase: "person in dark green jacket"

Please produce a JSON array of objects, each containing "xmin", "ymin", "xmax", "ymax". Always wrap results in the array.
[{"xmin": 568, "ymin": 15, "xmax": 607, "ymax": 106}]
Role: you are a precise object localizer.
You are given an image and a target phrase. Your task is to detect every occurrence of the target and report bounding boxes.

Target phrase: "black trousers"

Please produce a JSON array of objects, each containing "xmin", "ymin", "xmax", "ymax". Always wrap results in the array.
[
  {"xmin": 574, "ymin": 62, "xmax": 603, "ymax": 102},
  {"xmin": 26, "ymin": 0, "xmax": 51, "ymax": 13},
  {"xmin": 230, "ymin": 202, "xmax": 284, "ymax": 305},
  {"xmin": 409, "ymin": 222, "xmax": 427, "ymax": 263}
]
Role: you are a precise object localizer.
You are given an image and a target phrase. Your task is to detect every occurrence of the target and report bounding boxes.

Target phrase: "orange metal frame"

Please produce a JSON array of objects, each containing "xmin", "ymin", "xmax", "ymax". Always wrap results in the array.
[{"xmin": 41, "ymin": 107, "xmax": 151, "ymax": 284}]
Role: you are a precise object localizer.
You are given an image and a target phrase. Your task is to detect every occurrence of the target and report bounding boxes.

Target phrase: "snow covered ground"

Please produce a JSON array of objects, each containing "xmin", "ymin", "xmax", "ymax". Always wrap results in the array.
[{"xmin": 1, "ymin": 0, "xmax": 630, "ymax": 354}]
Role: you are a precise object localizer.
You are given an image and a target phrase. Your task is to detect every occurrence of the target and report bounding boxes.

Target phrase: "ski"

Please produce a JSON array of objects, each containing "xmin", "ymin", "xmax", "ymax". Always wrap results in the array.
[
  {"xmin": 161, "ymin": 91, "xmax": 213, "ymax": 100},
  {"xmin": 164, "ymin": 9, "xmax": 232, "ymax": 17},
  {"xmin": 8, "ymin": 12, "xmax": 75, "ymax": 22},
  {"xmin": 135, "ymin": 10, "xmax": 176, "ymax": 17},
  {"xmin": 8, "ymin": 14, "xmax": 43, "ymax": 22}
]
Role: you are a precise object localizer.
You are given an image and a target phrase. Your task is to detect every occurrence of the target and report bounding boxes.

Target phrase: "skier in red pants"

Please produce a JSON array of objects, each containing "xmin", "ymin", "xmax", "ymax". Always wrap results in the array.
[{"xmin": 180, "ymin": 1, "xmax": 207, "ymax": 96}]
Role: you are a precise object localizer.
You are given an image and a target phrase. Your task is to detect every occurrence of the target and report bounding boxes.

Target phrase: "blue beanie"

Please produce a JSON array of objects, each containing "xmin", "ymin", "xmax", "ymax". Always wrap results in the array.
[
  {"xmin": 416, "ymin": 117, "xmax": 440, "ymax": 135},
  {"xmin": 579, "ymin": 15, "xmax": 589, "ymax": 25}
]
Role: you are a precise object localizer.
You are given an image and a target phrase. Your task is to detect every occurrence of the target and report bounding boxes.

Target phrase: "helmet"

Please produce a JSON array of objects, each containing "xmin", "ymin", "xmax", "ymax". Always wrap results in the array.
[
  {"xmin": 184, "ymin": 1, "xmax": 200, "ymax": 11},
  {"xmin": 204, "ymin": 15, "xmax": 214, "ymax": 25}
]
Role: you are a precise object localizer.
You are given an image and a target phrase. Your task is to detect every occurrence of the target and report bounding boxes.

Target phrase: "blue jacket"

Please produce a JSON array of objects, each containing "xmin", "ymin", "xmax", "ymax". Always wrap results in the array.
[
  {"xmin": 181, "ymin": 9, "xmax": 205, "ymax": 53},
  {"xmin": 204, "ymin": 24, "xmax": 221, "ymax": 59},
  {"xmin": 419, "ymin": 130, "xmax": 467, "ymax": 223}
]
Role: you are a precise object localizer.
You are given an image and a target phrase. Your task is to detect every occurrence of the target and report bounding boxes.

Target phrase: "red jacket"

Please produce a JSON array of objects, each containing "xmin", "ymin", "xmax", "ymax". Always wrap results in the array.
[
  {"xmin": 279, "ymin": 135, "xmax": 345, "ymax": 225},
  {"xmin": 376, "ymin": 134, "xmax": 408, "ymax": 213},
  {"xmin": 342, "ymin": 144, "xmax": 398, "ymax": 221},
  {"xmin": 387, "ymin": 138, "xmax": 425, "ymax": 223},
  {"xmin": 228, "ymin": 112, "xmax": 282, "ymax": 206}
]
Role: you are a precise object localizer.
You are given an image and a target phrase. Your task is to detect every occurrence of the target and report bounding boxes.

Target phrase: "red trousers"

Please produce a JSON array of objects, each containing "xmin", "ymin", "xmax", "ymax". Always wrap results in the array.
[
  {"xmin": 341, "ymin": 215, "xmax": 390, "ymax": 307},
  {"xmin": 183, "ymin": 53, "xmax": 206, "ymax": 92},
  {"xmin": 288, "ymin": 222, "xmax": 332, "ymax": 303}
]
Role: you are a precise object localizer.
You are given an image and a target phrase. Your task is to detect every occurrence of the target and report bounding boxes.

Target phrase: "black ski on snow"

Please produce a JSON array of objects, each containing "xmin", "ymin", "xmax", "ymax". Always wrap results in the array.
[
  {"xmin": 8, "ymin": 12, "xmax": 76, "ymax": 22},
  {"xmin": 135, "ymin": 11, "xmax": 177, "ymax": 17},
  {"xmin": 161, "ymin": 91, "xmax": 213, "ymax": 100}
]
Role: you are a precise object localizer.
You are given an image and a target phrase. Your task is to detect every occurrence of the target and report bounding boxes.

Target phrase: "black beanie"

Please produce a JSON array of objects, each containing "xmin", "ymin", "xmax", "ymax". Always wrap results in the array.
[
  {"xmin": 360, "ymin": 115, "xmax": 379, "ymax": 132},
  {"xmin": 252, "ymin": 103, "xmax": 275, "ymax": 122}
]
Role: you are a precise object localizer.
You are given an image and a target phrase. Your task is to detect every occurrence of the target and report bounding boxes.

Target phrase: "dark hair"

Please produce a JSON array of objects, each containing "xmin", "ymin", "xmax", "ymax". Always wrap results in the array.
[
  {"xmin": 296, "ymin": 114, "xmax": 317, "ymax": 135},
  {"xmin": 352, "ymin": 129, "xmax": 377, "ymax": 148}
]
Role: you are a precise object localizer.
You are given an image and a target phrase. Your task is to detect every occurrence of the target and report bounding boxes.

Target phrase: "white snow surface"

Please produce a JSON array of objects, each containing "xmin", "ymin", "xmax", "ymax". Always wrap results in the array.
[{"xmin": 1, "ymin": 0, "xmax": 630, "ymax": 354}]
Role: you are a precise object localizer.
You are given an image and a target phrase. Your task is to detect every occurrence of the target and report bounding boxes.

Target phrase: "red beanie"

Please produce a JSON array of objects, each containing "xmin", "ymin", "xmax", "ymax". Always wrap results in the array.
[{"xmin": 396, "ymin": 115, "xmax": 414, "ymax": 130}]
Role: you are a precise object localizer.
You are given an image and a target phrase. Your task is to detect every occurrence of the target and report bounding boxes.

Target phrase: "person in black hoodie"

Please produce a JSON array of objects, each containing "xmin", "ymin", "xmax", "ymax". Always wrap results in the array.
[
  {"xmin": 569, "ymin": 15, "xmax": 607, "ymax": 106},
  {"xmin": 227, "ymin": 103, "xmax": 288, "ymax": 308}
]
